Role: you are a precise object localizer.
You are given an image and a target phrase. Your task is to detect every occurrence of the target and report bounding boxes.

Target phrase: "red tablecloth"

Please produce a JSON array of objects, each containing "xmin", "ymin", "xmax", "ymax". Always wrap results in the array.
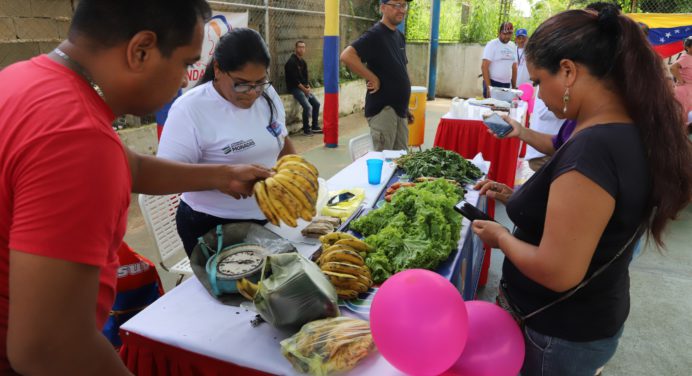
[
  {"xmin": 119, "ymin": 330, "xmax": 271, "ymax": 376},
  {"xmin": 433, "ymin": 117, "xmax": 521, "ymax": 287},
  {"xmin": 434, "ymin": 118, "xmax": 521, "ymax": 188}
]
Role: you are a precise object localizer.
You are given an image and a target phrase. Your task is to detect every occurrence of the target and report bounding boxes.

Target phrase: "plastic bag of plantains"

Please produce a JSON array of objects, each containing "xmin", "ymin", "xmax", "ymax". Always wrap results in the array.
[{"xmin": 254, "ymin": 252, "xmax": 340, "ymax": 330}]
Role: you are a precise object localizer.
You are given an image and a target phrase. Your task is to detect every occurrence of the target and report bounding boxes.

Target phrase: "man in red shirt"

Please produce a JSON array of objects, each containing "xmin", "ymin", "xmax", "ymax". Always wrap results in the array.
[{"xmin": 0, "ymin": 1, "xmax": 271, "ymax": 374}]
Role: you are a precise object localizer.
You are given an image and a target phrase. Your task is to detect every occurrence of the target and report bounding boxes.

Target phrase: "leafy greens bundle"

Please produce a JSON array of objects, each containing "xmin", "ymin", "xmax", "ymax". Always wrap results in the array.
[
  {"xmin": 350, "ymin": 179, "xmax": 463, "ymax": 283},
  {"xmin": 395, "ymin": 147, "xmax": 482, "ymax": 184}
]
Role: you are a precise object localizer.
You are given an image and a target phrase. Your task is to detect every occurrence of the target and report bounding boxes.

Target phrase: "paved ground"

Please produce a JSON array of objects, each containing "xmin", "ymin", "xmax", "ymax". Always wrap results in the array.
[{"xmin": 123, "ymin": 99, "xmax": 692, "ymax": 375}]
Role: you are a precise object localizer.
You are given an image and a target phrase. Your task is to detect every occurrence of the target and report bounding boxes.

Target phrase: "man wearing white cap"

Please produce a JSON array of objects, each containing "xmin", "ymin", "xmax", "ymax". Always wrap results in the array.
[
  {"xmin": 481, "ymin": 22, "xmax": 517, "ymax": 98},
  {"xmin": 515, "ymin": 28, "xmax": 531, "ymax": 86}
]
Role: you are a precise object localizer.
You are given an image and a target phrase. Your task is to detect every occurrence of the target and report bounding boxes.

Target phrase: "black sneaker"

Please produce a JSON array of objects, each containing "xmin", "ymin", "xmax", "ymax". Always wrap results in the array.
[
  {"xmin": 302, "ymin": 129, "xmax": 313, "ymax": 136},
  {"xmin": 311, "ymin": 127, "xmax": 323, "ymax": 133}
]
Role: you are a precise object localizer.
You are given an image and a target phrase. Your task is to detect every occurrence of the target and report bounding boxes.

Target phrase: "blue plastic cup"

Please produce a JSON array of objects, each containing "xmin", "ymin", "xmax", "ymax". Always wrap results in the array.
[{"xmin": 366, "ymin": 159, "xmax": 384, "ymax": 185}]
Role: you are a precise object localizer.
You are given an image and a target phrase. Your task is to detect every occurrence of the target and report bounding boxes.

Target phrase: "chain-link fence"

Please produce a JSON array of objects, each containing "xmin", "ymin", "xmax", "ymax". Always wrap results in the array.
[
  {"xmin": 629, "ymin": 0, "xmax": 692, "ymax": 13},
  {"xmin": 208, "ymin": 0, "xmax": 377, "ymax": 93},
  {"xmin": 2, "ymin": 0, "xmax": 378, "ymax": 129}
]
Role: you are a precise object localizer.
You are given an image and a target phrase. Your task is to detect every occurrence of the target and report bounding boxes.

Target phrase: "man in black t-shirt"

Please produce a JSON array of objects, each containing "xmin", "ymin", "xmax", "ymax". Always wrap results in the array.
[
  {"xmin": 340, "ymin": 0, "xmax": 412, "ymax": 151},
  {"xmin": 285, "ymin": 41, "xmax": 322, "ymax": 136}
]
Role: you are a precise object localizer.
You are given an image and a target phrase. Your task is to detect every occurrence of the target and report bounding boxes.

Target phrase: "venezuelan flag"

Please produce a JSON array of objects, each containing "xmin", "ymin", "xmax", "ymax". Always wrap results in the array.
[{"xmin": 627, "ymin": 13, "xmax": 692, "ymax": 58}]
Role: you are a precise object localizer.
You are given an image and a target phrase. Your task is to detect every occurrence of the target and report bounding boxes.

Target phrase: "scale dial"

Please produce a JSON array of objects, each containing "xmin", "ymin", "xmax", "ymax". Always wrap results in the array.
[{"xmin": 216, "ymin": 250, "xmax": 263, "ymax": 278}]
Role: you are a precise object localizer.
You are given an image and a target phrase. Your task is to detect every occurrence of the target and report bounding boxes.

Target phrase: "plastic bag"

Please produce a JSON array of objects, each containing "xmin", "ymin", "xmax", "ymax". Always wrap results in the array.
[
  {"xmin": 320, "ymin": 188, "xmax": 365, "ymax": 220},
  {"xmin": 281, "ymin": 317, "xmax": 376, "ymax": 376},
  {"xmin": 315, "ymin": 178, "xmax": 329, "ymax": 214},
  {"xmin": 254, "ymin": 253, "xmax": 339, "ymax": 329},
  {"xmin": 450, "ymin": 97, "xmax": 465, "ymax": 118}
]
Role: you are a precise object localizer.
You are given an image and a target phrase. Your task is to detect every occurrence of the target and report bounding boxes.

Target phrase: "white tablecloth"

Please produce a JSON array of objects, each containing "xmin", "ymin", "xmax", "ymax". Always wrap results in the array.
[
  {"xmin": 121, "ymin": 151, "xmax": 406, "ymax": 375},
  {"xmin": 121, "ymin": 151, "xmax": 482, "ymax": 375},
  {"xmin": 443, "ymin": 100, "xmax": 528, "ymax": 123}
]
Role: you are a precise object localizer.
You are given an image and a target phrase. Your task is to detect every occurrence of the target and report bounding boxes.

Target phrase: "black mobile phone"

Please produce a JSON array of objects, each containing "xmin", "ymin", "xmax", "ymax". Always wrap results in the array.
[
  {"xmin": 454, "ymin": 200, "xmax": 493, "ymax": 222},
  {"xmin": 482, "ymin": 113, "xmax": 513, "ymax": 138}
]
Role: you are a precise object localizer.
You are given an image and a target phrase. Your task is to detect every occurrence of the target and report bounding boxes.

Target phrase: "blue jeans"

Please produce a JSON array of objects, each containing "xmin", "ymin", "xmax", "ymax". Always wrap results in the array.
[
  {"xmin": 483, "ymin": 79, "xmax": 511, "ymax": 98},
  {"xmin": 290, "ymin": 88, "xmax": 320, "ymax": 131},
  {"xmin": 175, "ymin": 200, "xmax": 267, "ymax": 257},
  {"xmin": 630, "ymin": 236, "xmax": 643, "ymax": 262},
  {"xmin": 521, "ymin": 325, "xmax": 624, "ymax": 376}
]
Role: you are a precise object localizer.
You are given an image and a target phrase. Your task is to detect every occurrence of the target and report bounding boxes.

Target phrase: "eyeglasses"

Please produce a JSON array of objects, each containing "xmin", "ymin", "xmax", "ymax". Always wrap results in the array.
[
  {"xmin": 226, "ymin": 73, "xmax": 272, "ymax": 94},
  {"xmin": 383, "ymin": 2, "xmax": 409, "ymax": 11}
]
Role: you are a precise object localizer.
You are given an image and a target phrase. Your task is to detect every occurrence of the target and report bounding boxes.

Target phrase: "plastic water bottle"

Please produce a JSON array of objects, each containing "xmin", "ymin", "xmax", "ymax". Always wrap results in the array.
[{"xmin": 510, "ymin": 98, "xmax": 519, "ymax": 119}]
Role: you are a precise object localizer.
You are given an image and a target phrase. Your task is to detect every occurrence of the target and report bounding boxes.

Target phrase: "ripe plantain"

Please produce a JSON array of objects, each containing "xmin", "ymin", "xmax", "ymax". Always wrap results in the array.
[
  {"xmin": 278, "ymin": 161, "xmax": 318, "ymax": 184},
  {"xmin": 277, "ymin": 168, "xmax": 318, "ymax": 202},
  {"xmin": 323, "ymin": 270, "xmax": 359, "ymax": 285},
  {"xmin": 276, "ymin": 154, "xmax": 307, "ymax": 166},
  {"xmin": 253, "ymin": 181, "xmax": 280, "ymax": 226},
  {"xmin": 334, "ymin": 238, "xmax": 372, "ymax": 253},
  {"xmin": 320, "ymin": 261, "xmax": 367, "ymax": 277},
  {"xmin": 319, "ymin": 248, "xmax": 365, "ymax": 267},
  {"xmin": 273, "ymin": 172, "xmax": 315, "ymax": 220},
  {"xmin": 265, "ymin": 177, "xmax": 299, "ymax": 227},
  {"xmin": 318, "ymin": 244, "xmax": 356, "ymax": 261},
  {"xmin": 277, "ymin": 157, "xmax": 319, "ymax": 177},
  {"xmin": 332, "ymin": 279, "xmax": 370, "ymax": 294},
  {"xmin": 319, "ymin": 232, "xmax": 358, "ymax": 247},
  {"xmin": 335, "ymin": 288, "xmax": 360, "ymax": 300},
  {"xmin": 356, "ymin": 273, "xmax": 373, "ymax": 288},
  {"xmin": 236, "ymin": 278, "xmax": 260, "ymax": 301}
]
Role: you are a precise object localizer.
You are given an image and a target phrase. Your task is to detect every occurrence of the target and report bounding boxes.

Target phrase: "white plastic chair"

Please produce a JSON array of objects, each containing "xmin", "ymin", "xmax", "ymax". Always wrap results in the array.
[
  {"xmin": 138, "ymin": 193, "xmax": 192, "ymax": 285},
  {"xmin": 348, "ymin": 133, "xmax": 374, "ymax": 161}
]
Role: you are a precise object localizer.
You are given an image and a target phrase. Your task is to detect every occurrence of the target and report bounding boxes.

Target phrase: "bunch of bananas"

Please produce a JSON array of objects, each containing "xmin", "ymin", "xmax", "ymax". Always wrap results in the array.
[
  {"xmin": 317, "ymin": 232, "xmax": 374, "ymax": 300},
  {"xmin": 254, "ymin": 155, "xmax": 319, "ymax": 227}
]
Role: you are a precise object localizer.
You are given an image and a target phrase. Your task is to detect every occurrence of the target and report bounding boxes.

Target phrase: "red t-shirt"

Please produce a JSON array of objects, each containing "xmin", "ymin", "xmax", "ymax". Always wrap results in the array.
[{"xmin": 0, "ymin": 56, "xmax": 131, "ymax": 371}]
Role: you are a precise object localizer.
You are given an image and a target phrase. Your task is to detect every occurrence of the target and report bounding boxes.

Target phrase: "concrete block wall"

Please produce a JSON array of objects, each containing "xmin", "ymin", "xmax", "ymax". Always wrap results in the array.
[
  {"xmin": 0, "ymin": 0, "xmax": 73, "ymax": 68},
  {"xmin": 436, "ymin": 43, "xmax": 485, "ymax": 99},
  {"xmin": 282, "ymin": 79, "xmax": 366, "ymax": 132},
  {"xmin": 406, "ymin": 42, "xmax": 486, "ymax": 99},
  {"xmin": 119, "ymin": 79, "xmax": 367, "ymax": 155}
]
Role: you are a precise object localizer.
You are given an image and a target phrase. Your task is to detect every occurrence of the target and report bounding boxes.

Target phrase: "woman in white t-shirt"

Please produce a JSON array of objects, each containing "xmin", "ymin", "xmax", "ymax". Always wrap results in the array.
[{"xmin": 158, "ymin": 28, "xmax": 296, "ymax": 256}]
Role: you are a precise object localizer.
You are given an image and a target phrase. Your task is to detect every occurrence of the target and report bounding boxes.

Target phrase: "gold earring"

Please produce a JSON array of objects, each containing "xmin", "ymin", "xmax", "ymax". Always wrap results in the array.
[{"xmin": 562, "ymin": 88, "xmax": 570, "ymax": 114}]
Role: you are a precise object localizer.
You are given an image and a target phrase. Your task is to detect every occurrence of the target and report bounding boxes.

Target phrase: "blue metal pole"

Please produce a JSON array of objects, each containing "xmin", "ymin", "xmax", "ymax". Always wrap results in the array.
[{"xmin": 427, "ymin": 0, "xmax": 441, "ymax": 100}]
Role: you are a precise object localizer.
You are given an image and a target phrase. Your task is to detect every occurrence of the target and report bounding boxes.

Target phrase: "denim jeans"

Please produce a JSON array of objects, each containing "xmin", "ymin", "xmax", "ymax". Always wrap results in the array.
[
  {"xmin": 290, "ymin": 88, "xmax": 320, "ymax": 131},
  {"xmin": 175, "ymin": 200, "xmax": 267, "ymax": 257},
  {"xmin": 521, "ymin": 324, "xmax": 624, "ymax": 376},
  {"xmin": 483, "ymin": 78, "xmax": 511, "ymax": 98}
]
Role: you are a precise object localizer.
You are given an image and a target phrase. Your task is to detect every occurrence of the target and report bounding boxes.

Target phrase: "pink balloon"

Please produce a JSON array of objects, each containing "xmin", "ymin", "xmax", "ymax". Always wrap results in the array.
[
  {"xmin": 518, "ymin": 82, "xmax": 535, "ymax": 114},
  {"xmin": 370, "ymin": 269, "xmax": 468, "ymax": 376},
  {"xmin": 447, "ymin": 301, "xmax": 525, "ymax": 376}
]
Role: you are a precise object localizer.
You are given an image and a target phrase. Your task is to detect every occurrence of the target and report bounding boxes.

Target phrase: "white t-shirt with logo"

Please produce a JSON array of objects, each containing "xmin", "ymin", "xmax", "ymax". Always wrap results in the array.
[
  {"xmin": 482, "ymin": 38, "xmax": 517, "ymax": 84},
  {"xmin": 525, "ymin": 91, "xmax": 563, "ymax": 161},
  {"xmin": 158, "ymin": 81, "xmax": 287, "ymax": 219},
  {"xmin": 516, "ymin": 47, "xmax": 531, "ymax": 86}
]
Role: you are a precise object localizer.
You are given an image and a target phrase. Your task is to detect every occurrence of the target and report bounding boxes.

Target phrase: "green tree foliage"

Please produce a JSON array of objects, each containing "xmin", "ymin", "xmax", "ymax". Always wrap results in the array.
[
  {"xmin": 404, "ymin": 0, "xmax": 687, "ymax": 45},
  {"xmin": 406, "ymin": 0, "xmax": 561, "ymax": 43}
]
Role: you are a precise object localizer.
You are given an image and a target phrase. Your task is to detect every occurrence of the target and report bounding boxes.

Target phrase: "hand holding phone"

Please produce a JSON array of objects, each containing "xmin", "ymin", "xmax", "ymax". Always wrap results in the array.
[
  {"xmin": 482, "ymin": 113, "xmax": 514, "ymax": 138},
  {"xmin": 454, "ymin": 200, "xmax": 494, "ymax": 222}
]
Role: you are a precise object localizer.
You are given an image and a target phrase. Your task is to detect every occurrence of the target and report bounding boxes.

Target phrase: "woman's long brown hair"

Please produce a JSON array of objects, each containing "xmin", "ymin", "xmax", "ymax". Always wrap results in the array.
[{"xmin": 525, "ymin": 7, "xmax": 692, "ymax": 246}]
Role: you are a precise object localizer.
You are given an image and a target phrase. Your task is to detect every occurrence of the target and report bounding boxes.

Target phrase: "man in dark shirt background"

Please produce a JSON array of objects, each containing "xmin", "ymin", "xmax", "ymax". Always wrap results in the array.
[
  {"xmin": 285, "ymin": 41, "xmax": 322, "ymax": 135},
  {"xmin": 340, "ymin": 0, "xmax": 413, "ymax": 151}
]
